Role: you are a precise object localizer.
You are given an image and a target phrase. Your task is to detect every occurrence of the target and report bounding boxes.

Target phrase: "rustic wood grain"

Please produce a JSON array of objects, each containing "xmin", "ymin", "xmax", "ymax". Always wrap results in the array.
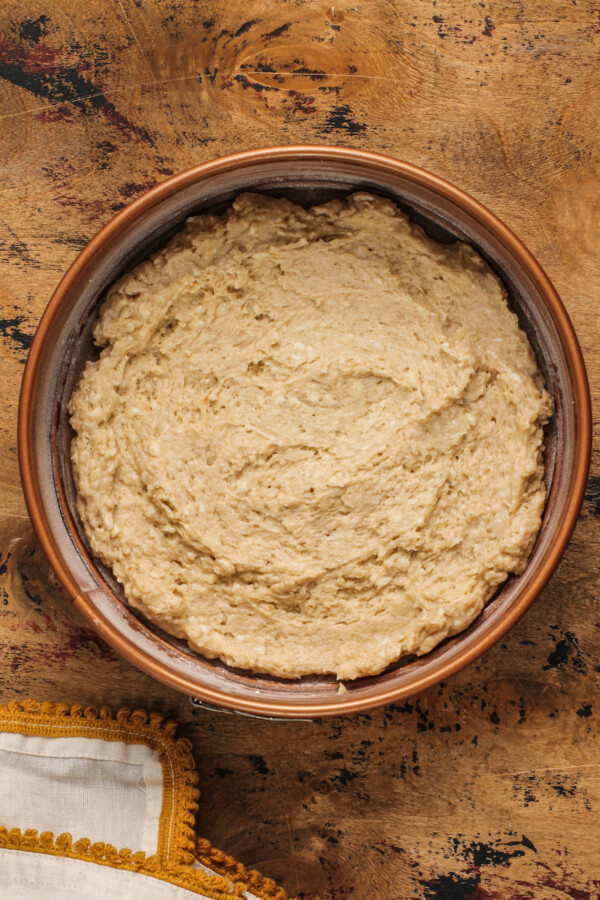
[{"xmin": 1, "ymin": 2, "xmax": 599, "ymax": 898}]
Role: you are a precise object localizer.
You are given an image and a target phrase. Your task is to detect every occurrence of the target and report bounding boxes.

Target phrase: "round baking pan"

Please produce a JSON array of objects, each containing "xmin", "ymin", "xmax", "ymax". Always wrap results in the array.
[{"xmin": 18, "ymin": 146, "xmax": 591, "ymax": 718}]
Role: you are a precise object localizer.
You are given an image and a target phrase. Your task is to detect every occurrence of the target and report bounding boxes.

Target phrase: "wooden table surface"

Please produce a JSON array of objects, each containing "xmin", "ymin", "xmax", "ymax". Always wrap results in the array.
[{"xmin": 1, "ymin": 2, "xmax": 599, "ymax": 898}]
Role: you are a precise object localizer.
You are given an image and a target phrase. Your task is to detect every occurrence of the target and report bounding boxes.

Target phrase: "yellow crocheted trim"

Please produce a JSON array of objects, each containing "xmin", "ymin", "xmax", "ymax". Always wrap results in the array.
[
  {"xmin": 0, "ymin": 698, "xmax": 197, "ymax": 866},
  {"xmin": 196, "ymin": 838, "xmax": 298, "ymax": 900},
  {"xmin": 0, "ymin": 826, "xmax": 242, "ymax": 898}
]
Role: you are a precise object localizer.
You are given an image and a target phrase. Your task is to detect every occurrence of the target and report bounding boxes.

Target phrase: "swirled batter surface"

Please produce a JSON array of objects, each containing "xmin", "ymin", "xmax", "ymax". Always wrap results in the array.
[{"xmin": 70, "ymin": 193, "xmax": 551, "ymax": 678}]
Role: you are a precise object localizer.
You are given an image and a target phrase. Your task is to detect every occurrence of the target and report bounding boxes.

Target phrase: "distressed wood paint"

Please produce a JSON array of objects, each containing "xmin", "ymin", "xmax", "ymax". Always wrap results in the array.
[{"xmin": 0, "ymin": 2, "xmax": 599, "ymax": 898}]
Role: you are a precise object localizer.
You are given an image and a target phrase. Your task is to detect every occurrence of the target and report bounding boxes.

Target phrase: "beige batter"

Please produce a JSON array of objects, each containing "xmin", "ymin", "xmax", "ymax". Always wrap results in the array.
[{"xmin": 69, "ymin": 193, "xmax": 551, "ymax": 679}]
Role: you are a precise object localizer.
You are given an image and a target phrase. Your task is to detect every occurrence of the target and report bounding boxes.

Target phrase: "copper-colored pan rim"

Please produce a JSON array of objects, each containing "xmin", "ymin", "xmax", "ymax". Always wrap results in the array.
[{"xmin": 18, "ymin": 146, "xmax": 592, "ymax": 717}]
